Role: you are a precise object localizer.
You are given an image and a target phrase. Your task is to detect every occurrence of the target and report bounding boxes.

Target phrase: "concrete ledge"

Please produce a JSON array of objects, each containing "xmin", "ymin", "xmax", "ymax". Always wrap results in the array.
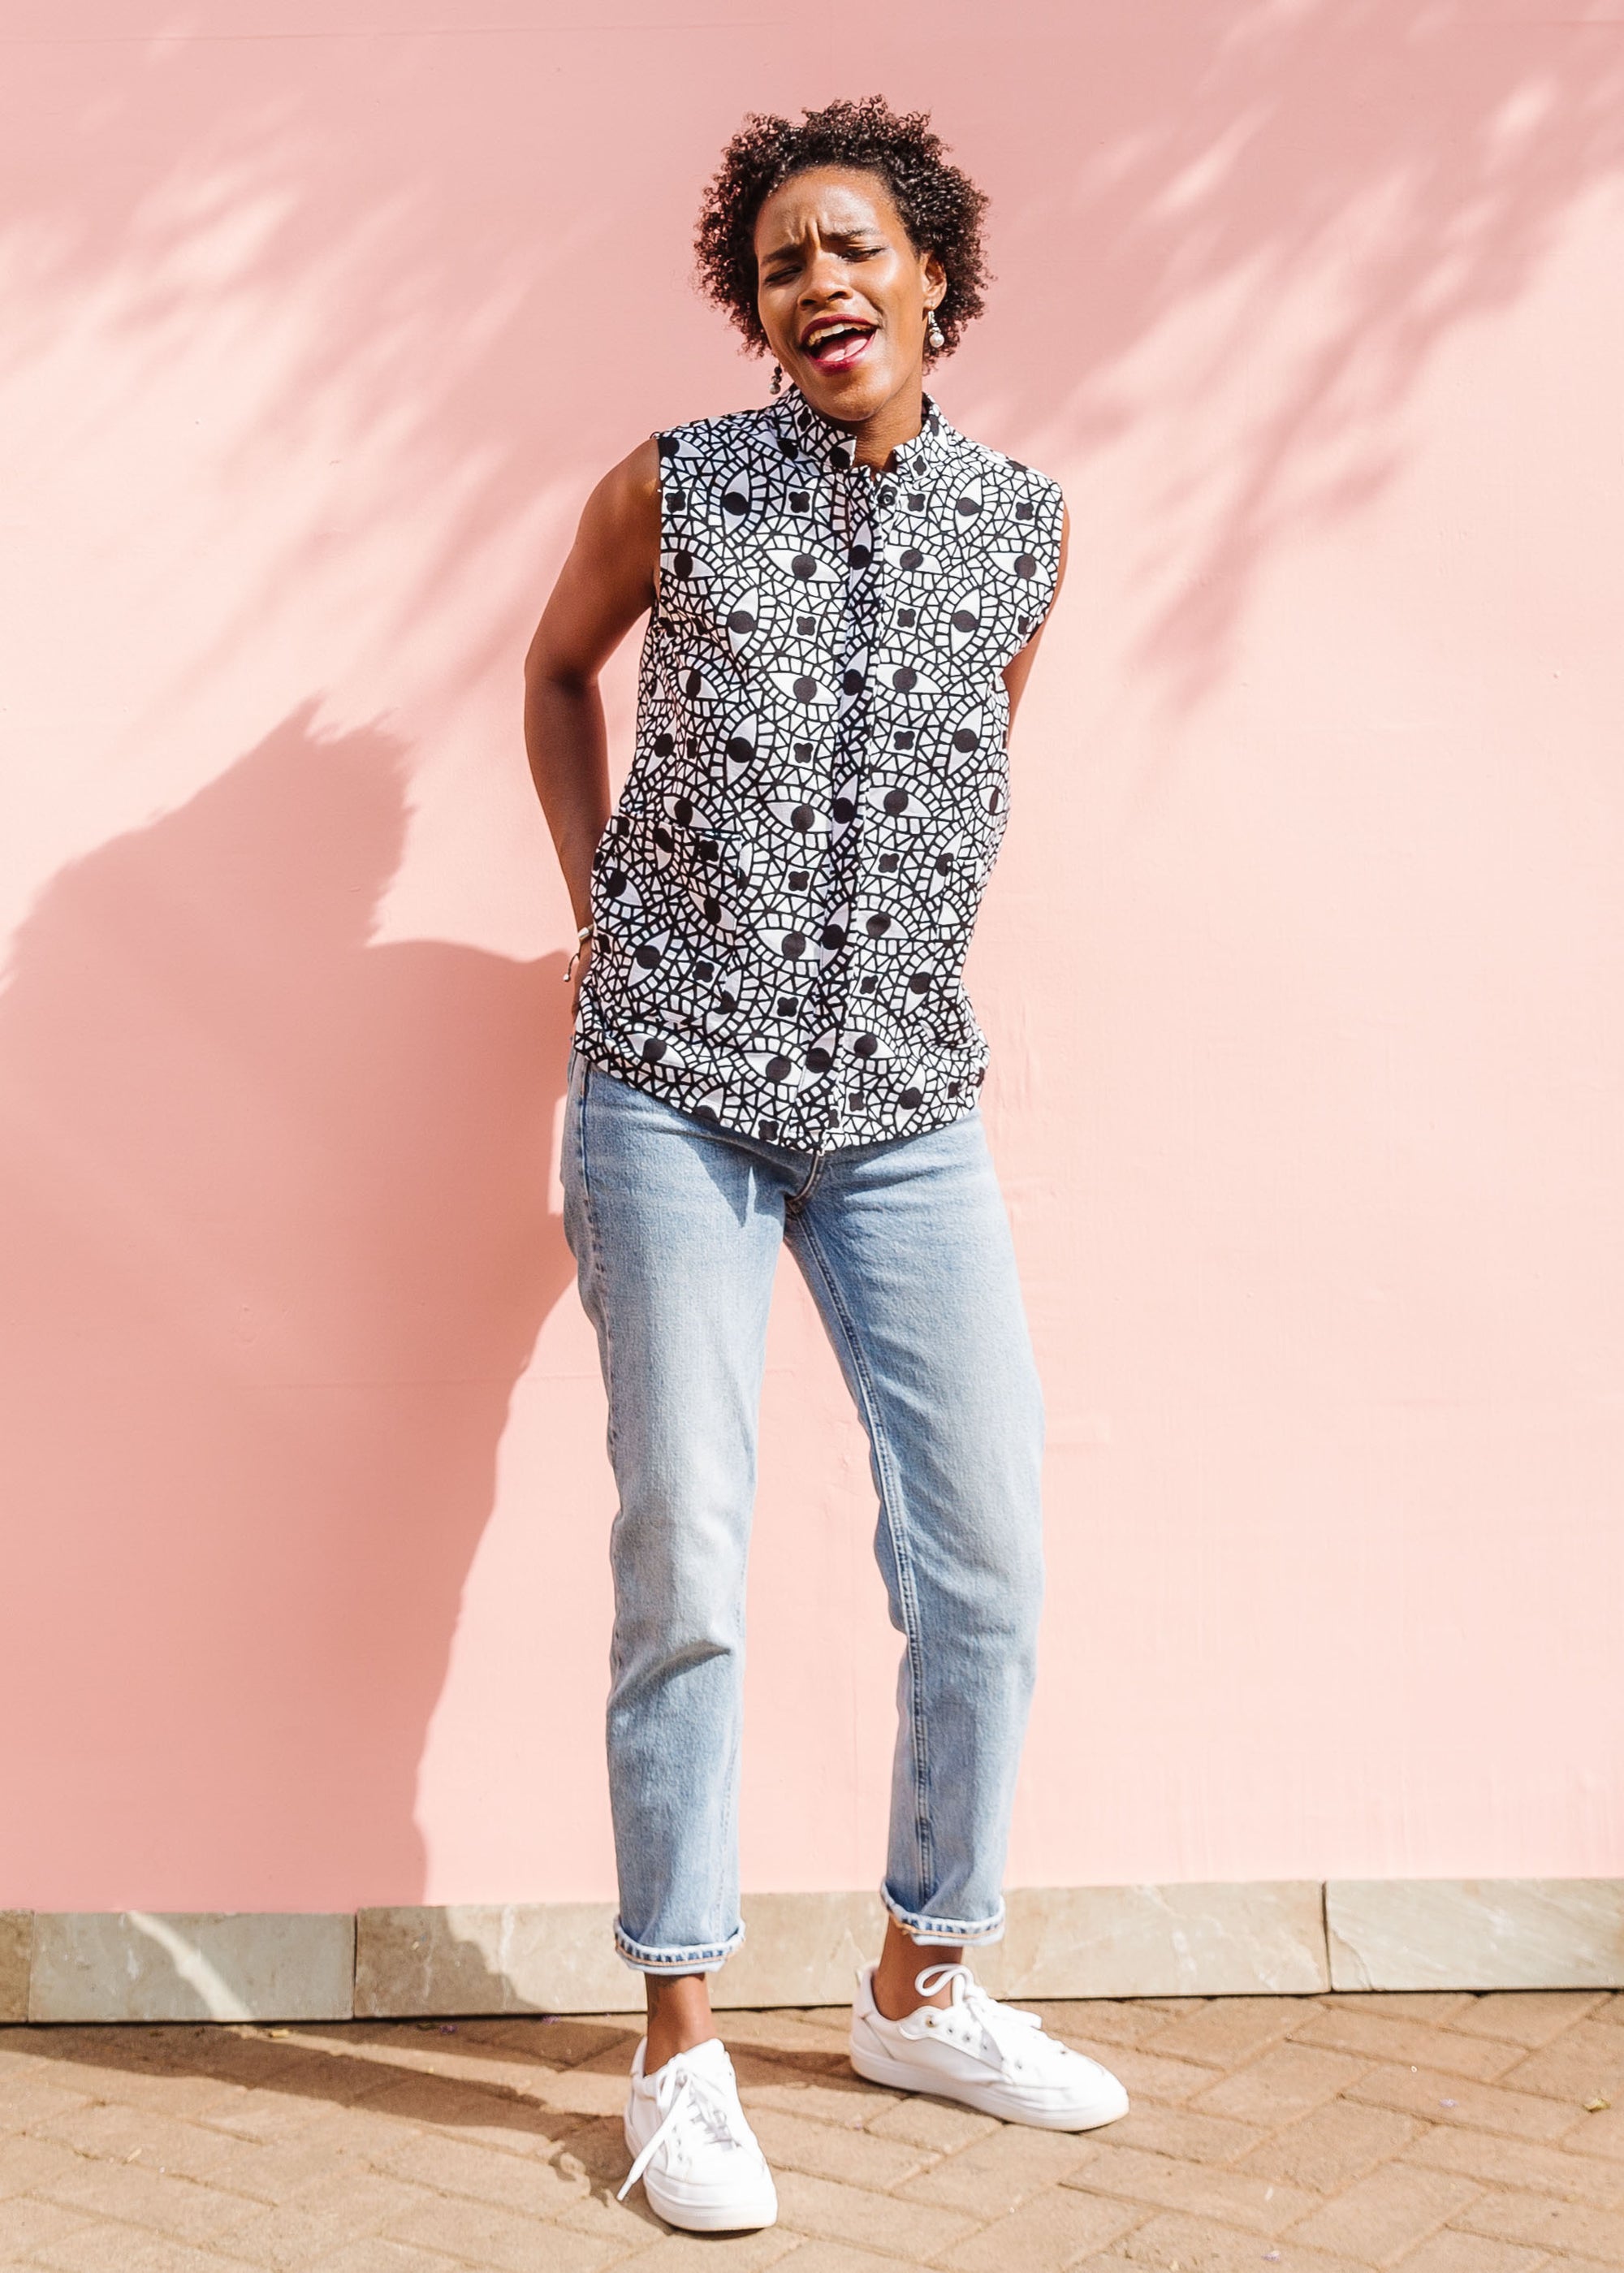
[
  {"xmin": 10, "ymin": 1882, "xmax": 1622, "ymax": 2020},
  {"xmin": 0, "ymin": 1912, "xmax": 32, "ymax": 2024},
  {"xmin": 719, "ymin": 1891, "xmax": 888, "ymax": 2007},
  {"xmin": 983, "ymin": 1880, "xmax": 1331, "ymax": 2000},
  {"xmin": 28, "ymin": 1912, "xmax": 356, "ymax": 2024},
  {"xmin": 357, "ymin": 1884, "xmax": 1325, "ymax": 2014},
  {"xmin": 356, "ymin": 1903, "xmax": 625, "ymax": 2017},
  {"xmin": 1328, "ymin": 1878, "xmax": 1624, "ymax": 1991}
]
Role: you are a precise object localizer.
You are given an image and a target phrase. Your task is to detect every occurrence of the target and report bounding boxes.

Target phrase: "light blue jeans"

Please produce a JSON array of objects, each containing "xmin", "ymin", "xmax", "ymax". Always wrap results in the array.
[{"xmin": 560, "ymin": 1055, "xmax": 1045, "ymax": 1973}]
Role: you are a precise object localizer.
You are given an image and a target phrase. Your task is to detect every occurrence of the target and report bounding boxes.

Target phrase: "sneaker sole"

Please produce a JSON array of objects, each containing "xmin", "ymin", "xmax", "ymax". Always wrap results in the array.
[
  {"xmin": 641, "ymin": 2176, "xmax": 779, "ymax": 2232},
  {"xmin": 849, "ymin": 2040, "xmax": 1130, "ymax": 2132},
  {"xmin": 623, "ymin": 2119, "xmax": 779, "ymax": 2232}
]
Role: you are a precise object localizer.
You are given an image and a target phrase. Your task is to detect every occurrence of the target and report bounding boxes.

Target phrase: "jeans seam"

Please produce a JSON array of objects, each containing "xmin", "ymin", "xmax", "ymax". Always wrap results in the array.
[
  {"xmin": 614, "ymin": 1919, "xmax": 745, "ymax": 1973},
  {"xmin": 715, "ymin": 1666, "xmax": 742, "ymax": 1954},
  {"xmin": 573, "ymin": 1067, "xmax": 617, "ymax": 1476},
  {"xmin": 790, "ymin": 1212, "xmax": 934, "ymax": 1904},
  {"xmin": 575, "ymin": 1067, "xmax": 628, "ymax": 1720},
  {"xmin": 786, "ymin": 1146, "xmax": 827, "ymax": 1212},
  {"xmin": 880, "ymin": 1887, "xmax": 1006, "ymax": 1944}
]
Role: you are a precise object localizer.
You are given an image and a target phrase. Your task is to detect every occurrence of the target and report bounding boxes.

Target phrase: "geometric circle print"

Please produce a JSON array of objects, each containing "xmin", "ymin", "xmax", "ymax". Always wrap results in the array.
[{"xmin": 575, "ymin": 386, "xmax": 1065, "ymax": 1149}]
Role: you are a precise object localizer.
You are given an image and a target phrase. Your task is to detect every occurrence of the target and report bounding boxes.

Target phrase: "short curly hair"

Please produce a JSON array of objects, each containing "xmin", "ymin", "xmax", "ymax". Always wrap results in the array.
[{"xmin": 694, "ymin": 95, "xmax": 990, "ymax": 366}]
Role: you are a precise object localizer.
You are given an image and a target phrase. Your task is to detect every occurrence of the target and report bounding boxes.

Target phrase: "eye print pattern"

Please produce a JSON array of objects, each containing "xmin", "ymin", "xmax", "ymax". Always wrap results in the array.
[{"xmin": 576, "ymin": 387, "xmax": 1065, "ymax": 1149}]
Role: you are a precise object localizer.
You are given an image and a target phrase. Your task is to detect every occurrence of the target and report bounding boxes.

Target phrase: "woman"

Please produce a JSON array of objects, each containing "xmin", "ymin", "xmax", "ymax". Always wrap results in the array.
[{"xmin": 524, "ymin": 96, "xmax": 1129, "ymax": 2235}]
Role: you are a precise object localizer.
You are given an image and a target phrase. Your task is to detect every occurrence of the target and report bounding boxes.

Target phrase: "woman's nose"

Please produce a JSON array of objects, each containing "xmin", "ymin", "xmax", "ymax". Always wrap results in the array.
[{"xmin": 800, "ymin": 254, "xmax": 852, "ymax": 305}]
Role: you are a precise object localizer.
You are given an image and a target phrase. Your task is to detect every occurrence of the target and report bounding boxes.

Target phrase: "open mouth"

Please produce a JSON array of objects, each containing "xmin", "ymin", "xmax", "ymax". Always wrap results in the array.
[{"xmin": 801, "ymin": 319, "xmax": 877, "ymax": 372}]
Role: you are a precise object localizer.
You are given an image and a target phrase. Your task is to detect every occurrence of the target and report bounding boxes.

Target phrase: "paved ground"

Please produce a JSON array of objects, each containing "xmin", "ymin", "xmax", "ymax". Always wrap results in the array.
[{"xmin": 2, "ymin": 1988, "xmax": 1623, "ymax": 2271}]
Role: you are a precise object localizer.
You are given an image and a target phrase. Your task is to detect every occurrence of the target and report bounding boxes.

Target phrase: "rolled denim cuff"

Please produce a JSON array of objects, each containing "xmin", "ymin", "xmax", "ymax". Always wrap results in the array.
[
  {"xmin": 614, "ymin": 1916, "xmax": 745, "ymax": 1975},
  {"xmin": 880, "ymin": 1886, "xmax": 1005, "ymax": 1948}
]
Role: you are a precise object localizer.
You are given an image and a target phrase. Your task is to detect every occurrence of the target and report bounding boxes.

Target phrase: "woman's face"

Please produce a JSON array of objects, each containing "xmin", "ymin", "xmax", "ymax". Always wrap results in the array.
[{"xmin": 754, "ymin": 166, "xmax": 945, "ymax": 426}]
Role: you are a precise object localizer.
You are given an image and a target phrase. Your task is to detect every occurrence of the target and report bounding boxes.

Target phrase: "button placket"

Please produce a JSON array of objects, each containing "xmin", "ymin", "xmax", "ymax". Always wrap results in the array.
[
  {"xmin": 835, "ymin": 462, "xmax": 893, "ymax": 1119},
  {"xmin": 801, "ymin": 453, "xmax": 873, "ymax": 1143}
]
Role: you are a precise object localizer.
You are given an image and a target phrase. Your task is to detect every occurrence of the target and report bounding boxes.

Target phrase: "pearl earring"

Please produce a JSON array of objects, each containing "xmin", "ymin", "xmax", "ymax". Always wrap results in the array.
[
  {"xmin": 925, "ymin": 307, "xmax": 945, "ymax": 353},
  {"xmin": 771, "ymin": 361, "xmax": 784, "ymax": 395}
]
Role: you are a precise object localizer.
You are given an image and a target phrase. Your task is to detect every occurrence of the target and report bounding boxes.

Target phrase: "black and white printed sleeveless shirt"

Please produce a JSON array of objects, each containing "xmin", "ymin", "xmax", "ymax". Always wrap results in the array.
[{"xmin": 574, "ymin": 385, "xmax": 1065, "ymax": 1150}]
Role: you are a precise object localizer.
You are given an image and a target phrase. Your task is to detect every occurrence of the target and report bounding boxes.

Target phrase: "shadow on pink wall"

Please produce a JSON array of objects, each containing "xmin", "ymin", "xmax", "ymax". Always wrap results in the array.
[
  {"xmin": 4, "ymin": 5, "xmax": 1620, "ymax": 694},
  {"xmin": 3, "ymin": 3, "xmax": 1624, "ymax": 1908},
  {"xmin": 0, "ymin": 712, "xmax": 572, "ymax": 1906}
]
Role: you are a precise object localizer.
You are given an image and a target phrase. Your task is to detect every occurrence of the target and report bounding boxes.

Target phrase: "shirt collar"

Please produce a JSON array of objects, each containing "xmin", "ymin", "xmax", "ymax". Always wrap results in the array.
[{"xmin": 767, "ymin": 385, "xmax": 951, "ymax": 479}]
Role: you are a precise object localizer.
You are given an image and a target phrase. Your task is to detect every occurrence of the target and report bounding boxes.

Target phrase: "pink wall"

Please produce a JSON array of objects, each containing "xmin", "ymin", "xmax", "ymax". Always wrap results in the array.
[{"xmin": 3, "ymin": 2, "xmax": 1623, "ymax": 1912}]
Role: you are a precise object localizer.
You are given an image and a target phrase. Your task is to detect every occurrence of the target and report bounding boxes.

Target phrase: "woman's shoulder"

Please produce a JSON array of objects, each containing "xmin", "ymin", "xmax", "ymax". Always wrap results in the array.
[
  {"xmin": 939, "ymin": 413, "xmax": 1063, "ymax": 511},
  {"xmin": 577, "ymin": 434, "xmax": 662, "ymax": 547}
]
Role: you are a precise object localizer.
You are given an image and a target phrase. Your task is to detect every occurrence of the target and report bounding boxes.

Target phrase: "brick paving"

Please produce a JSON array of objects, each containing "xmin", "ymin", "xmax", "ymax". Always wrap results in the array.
[{"xmin": 1, "ymin": 1990, "xmax": 1621, "ymax": 2271}]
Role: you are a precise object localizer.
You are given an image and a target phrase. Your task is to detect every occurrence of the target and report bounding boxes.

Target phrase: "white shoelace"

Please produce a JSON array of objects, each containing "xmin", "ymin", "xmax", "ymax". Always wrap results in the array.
[
  {"xmin": 618, "ymin": 2052, "xmax": 754, "ymax": 2202},
  {"xmin": 911, "ymin": 1963, "xmax": 1060, "ymax": 2076}
]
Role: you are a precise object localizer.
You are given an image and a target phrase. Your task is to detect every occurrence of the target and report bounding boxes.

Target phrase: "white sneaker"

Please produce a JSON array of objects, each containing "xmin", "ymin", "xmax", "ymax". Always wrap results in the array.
[
  {"xmin": 618, "ymin": 2035, "xmax": 778, "ymax": 2232},
  {"xmin": 849, "ymin": 1961, "xmax": 1131, "ymax": 2130}
]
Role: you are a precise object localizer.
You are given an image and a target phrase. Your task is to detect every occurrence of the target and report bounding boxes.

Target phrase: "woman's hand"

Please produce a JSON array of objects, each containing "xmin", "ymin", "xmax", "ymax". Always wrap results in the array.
[
  {"xmin": 524, "ymin": 439, "xmax": 660, "ymax": 1044},
  {"xmin": 568, "ymin": 933, "xmax": 594, "ymax": 1018}
]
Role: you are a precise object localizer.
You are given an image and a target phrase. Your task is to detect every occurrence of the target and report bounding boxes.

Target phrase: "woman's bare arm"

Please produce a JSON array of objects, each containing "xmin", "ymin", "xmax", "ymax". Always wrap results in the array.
[
  {"xmin": 1001, "ymin": 501, "xmax": 1069, "ymax": 724},
  {"xmin": 523, "ymin": 438, "xmax": 661, "ymax": 992}
]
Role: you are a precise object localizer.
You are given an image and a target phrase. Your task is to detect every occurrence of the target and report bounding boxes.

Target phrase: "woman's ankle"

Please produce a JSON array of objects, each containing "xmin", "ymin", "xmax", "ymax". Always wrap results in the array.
[
  {"xmin": 871, "ymin": 1917, "xmax": 964, "ymax": 2021},
  {"xmin": 643, "ymin": 1972, "xmax": 716, "ymax": 2072}
]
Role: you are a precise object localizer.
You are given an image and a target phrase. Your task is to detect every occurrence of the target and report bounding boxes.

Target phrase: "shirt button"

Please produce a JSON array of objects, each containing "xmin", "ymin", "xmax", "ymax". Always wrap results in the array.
[{"xmin": 879, "ymin": 486, "xmax": 895, "ymax": 508}]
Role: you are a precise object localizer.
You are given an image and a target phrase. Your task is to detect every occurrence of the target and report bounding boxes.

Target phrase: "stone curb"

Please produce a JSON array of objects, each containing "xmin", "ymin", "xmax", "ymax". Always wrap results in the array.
[{"xmin": 3, "ymin": 1879, "xmax": 1620, "ymax": 2025}]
